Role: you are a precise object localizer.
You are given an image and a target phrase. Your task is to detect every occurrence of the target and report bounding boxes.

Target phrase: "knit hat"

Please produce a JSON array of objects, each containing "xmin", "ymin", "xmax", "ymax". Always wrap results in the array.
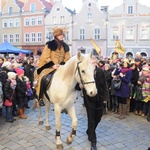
[
  {"xmin": 1, "ymin": 61, "xmax": 12, "ymax": 68},
  {"xmin": 142, "ymin": 66, "xmax": 149, "ymax": 72},
  {"xmin": 15, "ymin": 68, "xmax": 24, "ymax": 76},
  {"xmin": 53, "ymin": 27, "xmax": 64, "ymax": 37},
  {"xmin": 7, "ymin": 72, "xmax": 17, "ymax": 79}
]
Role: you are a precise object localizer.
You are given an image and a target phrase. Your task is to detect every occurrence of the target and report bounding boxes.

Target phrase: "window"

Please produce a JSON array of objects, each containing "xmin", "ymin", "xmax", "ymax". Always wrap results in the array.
[
  {"xmin": 64, "ymin": 31, "xmax": 69, "ymax": 40},
  {"xmin": 140, "ymin": 28, "xmax": 149, "ymax": 39},
  {"xmin": 37, "ymin": 33, "xmax": 42, "ymax": 42},
  {"xmin": 31, "ymin": 33, "xmax": 36, "ymax": 42},
  {"xmin": 3, "ymin": 35, "xmax": 7, "ymax": 42},
  {"xmin": 57, "ymin": 8, "xmax": 60, "ymax": 11},
  {"xmin": 10, "ymin": 34, "xmax": 13, "ymax": 42},
  {"xmin": 9, "ymin": 19, "xmax": 13, "ymax": 27},
  {"xmin": 112, "ymin": 29, "xmax": 119, "ymax": 40},
  {"xmin": 14, "ymin": 18, "xmax": 19, "ymax": 27},
  {"xmin": 94, "ymin": 28, "xmax": 100, "ymax": 40},
  {"xmin": 126, "ymin": 27, "xmax": 134, "ymax": 40},
  {"xmin": 31, "ymin": 17, "xmax": 36, "ymax": 26},
  {"xmin": 15, "ymin": 34, "xmax": 19, "ymax": 42},
  {"xmin": 25, "ymin": 18, "xmax": 30, "ymax": 26},
  {"xmin": 9, "ymin": 7, "xmax": 13, "ymax": 14},
  {"xmin": 60, "ymin": 16, "xmax": 65, "ymax": 24},
  {"xmin": 25, "ymin": 33, "xmax": 30, "ymax": 42},
  {"xmin": 128, "ymin": 6, "xmax": 133, "ymax": 14},
  {"xmin": 87, "ymin": 12, "xmax": 92, "ymax": 22},
  {"xmin": 52, "ymin": 16, "xmax": 57, "ymax": 24},
  {"xmin": 37, "ymin": 16, "xmax": 42, "ymax": 25},
  {"xmin": 3, "ymin": 20, "xmax": 7, "ymax": 28},
  {"xmin": 79, "ymin": 29, "xmax": 85, "ymax": 40},
  {"xmin": 30, "ymin": 3, "xmax": 36, "ymax": 12}
]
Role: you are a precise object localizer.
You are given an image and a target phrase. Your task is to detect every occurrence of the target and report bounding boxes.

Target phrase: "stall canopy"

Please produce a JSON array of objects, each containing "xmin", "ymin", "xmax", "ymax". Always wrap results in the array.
[{"xmin": 0, "ymin": 41, "xmax": 31, "ymax": 54}]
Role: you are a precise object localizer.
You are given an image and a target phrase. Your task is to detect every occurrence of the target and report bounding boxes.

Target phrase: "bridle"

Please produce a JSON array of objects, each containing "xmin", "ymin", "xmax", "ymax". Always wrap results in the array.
[{"xmin": 76, "ymin": 61, "xmax": 95, "ymax": 86}]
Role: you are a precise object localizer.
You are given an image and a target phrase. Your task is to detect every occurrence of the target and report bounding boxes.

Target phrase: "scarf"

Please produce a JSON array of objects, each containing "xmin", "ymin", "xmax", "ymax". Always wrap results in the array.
[
  {"xmin": 121, "ymin": 67, "xmax": 131, "ymax": 74},
  {"xmin": 54, "ymin": 38, "xmax": 63, "ymax": 50}
]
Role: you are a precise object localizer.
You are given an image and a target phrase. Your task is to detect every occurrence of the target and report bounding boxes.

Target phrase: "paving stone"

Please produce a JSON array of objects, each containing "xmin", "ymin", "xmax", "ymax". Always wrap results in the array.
[{"xmin": 0, "ymin": 96, "xmax": 150, "ymax": 150}]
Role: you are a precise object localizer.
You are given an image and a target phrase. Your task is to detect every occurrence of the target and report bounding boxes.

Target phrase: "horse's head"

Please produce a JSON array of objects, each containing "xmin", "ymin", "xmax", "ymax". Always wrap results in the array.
[{"xmin": 76, "ymin": 51, "xmax": 97, "ymax": 97}]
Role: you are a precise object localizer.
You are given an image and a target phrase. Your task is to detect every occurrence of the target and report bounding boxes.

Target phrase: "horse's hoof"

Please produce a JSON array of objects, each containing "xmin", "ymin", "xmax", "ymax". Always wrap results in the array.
[
  {"xmin": 57, "ymin": 144, "xmax": 63, "ymax": 150},
  {"xmin": 66, "ymin": 137, "xmax": 72, "ymax": 145},
  {"xmin": 39, "ymin": 121, "xmax": 44, "ymax": 125},
  {"xmin": 46, "ymin": 126, "xmax": 51, "ymax": 130}
]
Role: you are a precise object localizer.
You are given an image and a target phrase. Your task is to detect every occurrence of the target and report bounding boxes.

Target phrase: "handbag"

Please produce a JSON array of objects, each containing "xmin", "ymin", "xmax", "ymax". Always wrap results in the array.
[
  {"xmin": 4, "ymin": 99, "xmax": 12, "ymax": 107},
  {"xmin": 114, "ymin": 77, "xmax": 122, "ymax": 90},
  {"xmin": 4, "ymin": 90, "xmax": 15, "ymax": 107}
]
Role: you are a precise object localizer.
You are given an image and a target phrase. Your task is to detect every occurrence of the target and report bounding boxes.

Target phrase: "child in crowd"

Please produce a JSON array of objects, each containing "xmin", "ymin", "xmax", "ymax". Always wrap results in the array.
[
  {"xmin": 24, "ymin": 76, "xmax": 33, "ymax": 109},
  {"xmin": 15, "ymin": 68, "xmax": 27, "ymax": 119},
  {"xmin": 4, "ymin": 72, "xmax": 17, "ymax": 122}
]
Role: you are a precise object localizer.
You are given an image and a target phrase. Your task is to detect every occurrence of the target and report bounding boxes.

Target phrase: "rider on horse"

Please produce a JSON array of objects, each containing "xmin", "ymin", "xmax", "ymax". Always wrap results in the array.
[{"xmin": 34, "ymin": 27, "xmax": 70, "ymax": 106}]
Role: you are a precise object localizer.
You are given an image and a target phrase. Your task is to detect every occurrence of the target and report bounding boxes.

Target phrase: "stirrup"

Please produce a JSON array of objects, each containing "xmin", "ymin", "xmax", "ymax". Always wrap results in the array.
[{"xmin": 38, "ymin": 99, "xmax": 45, "ymax": 106}]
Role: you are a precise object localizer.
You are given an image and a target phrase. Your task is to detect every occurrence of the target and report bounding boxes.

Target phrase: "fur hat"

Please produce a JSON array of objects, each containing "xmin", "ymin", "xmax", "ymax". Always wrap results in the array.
[
  {"xmin": 53, "ymin": 27, "xmax": 64, "ymax": 37},
  {"xmin": 1, "ymin": 61, "xmax": 12, "ymax": 68},
  {"xmin": 7, "ymin": 72, "xmax": 17, "ymax": 79},
  {"xmin": 15, "ymin": 68, "xmax": 24, "ymax": 76}
]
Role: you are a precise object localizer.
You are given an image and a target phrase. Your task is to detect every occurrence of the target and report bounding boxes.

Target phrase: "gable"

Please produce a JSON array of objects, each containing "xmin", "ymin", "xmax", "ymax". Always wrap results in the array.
[
  {"xmin": 22, "ymin": 0, "xmax": 45, "ymax": 12},
  {"xmin": 2, "ymin": 0, "xmax": 20, "ymax": 13}
]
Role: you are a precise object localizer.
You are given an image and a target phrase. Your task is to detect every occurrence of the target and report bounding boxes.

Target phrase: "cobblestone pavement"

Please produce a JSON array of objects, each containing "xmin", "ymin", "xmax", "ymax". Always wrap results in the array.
[{"xmin": 0, "ymin": 94, "xmax": 150, "ymax": 150}]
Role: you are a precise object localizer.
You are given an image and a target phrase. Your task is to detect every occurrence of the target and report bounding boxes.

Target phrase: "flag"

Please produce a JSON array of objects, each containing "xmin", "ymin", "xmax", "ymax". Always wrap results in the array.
[
  {"xmin": 90, "ymin": 38, "xmax": 101, "ymax": 56},
  {"xmin": 115, "ymin": 40, "xmax": 125, "ymax": 54}
]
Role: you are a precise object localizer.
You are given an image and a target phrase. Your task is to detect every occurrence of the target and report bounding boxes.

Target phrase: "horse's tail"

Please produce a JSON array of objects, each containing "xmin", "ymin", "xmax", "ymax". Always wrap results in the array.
[{"xmin": 32, "ymin": 99, "xmax": 39, "ymax": 110}]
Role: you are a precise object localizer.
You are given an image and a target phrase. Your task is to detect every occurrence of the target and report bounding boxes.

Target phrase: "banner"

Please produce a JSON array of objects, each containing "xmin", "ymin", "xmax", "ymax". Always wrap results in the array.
[
  {"xmin": 115, "ymin": 40, "xmax": 125, "ymax": 54},
  {"xmin": 90, "ymin": 38, "xmax": 101, "ymax": 56}
]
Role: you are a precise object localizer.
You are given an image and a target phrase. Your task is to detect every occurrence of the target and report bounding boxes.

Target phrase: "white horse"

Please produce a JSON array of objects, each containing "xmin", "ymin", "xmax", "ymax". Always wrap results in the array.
[{"xmin": 36, "ymin": 51, "xmax": 97, "ymax": 150}]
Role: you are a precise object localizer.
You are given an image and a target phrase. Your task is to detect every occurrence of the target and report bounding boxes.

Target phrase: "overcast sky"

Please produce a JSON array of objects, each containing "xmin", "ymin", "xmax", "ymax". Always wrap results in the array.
[{"xmin": 62, "ymin": 0, "xmax": 150, "ymax": 12}]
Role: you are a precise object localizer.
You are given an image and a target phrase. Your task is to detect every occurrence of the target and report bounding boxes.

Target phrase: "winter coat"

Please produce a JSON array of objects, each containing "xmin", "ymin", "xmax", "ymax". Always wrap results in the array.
[
  {"xmin": 114, "ymin": 68, "xmax": 132, "ymax": 98},
  {"xmin": 3, "ymin": 79, "xmax": 16, "ymax": 104},
  {"xmin": 83, "ymin": 67, "xmax": 109, "ymax": 108},
  {"xmin": 104, "ymin": 69, "xmax": 112, "ymax": 89},
  {"xmin": 16, "ymin": 77, "xmax": 27, "ymax": 98},
  {"xmin": 34, "ymin": 40, "xmax": 70, "ymax": 97},
  {"xmin": 24, "ymin": 64, "xmax": 35, "ymax": 87},
  {"xmin": 135, "ymin": 85, "xmax": 143, "ymax": 101},
  {"xmin": 131, "ymin": 67, "xmax": 139, "ymax": 86}
]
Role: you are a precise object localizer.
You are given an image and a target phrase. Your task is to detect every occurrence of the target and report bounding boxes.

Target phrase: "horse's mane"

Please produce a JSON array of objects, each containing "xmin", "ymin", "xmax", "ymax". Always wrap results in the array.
[{"xmin": 56, "ymin": 56, "xmax": 76, "ymax": 81}]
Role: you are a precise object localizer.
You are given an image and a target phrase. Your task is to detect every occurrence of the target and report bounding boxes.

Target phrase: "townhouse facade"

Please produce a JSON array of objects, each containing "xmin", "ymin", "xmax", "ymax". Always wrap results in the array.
[
  {"xmin": 0, "ymin": 0, "xmax": 23, "ymax": 48},
  {"xmin": 0, "ymin": 0, "xmax": 150, "ymax": 58},
  {"xmin": 108, "ymin": 0, "xmax": 150, "ymax": 58}
]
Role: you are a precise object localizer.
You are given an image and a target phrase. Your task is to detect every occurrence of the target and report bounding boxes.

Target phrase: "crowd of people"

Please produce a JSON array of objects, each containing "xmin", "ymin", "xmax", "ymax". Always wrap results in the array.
[
  {"xmin": 0, "ymin": 50, "xmax": 150, "ymax": 150},
  {"xmin": 0, "ymin": 51, "xmax": 150, "ymax": 121},
  {"xmin": 0, "ymin": 54, "xmax": 38, "ymax": 122}
]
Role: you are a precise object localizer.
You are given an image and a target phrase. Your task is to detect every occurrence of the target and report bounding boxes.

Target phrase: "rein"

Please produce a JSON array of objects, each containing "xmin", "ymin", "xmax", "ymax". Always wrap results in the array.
[{"xmin": 76, "ymin": 61, "xmax": 95, "ymax": 86}]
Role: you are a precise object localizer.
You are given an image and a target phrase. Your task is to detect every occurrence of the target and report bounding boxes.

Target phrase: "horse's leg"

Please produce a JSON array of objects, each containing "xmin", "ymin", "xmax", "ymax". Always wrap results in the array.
[
  {"xmin": 66, "ymin": 105, "xmax": 78, "ymax": 145},
  {"xmin": 54, "ymin": 105, "xmax": 63, "ymax": 150},
  {"xmin": 37, "ymin": 101, "xmax": 44, "ymax": 125},
  {"xmin": 45, "ymin": 101, "xmax": 51, "ymax": 130}
]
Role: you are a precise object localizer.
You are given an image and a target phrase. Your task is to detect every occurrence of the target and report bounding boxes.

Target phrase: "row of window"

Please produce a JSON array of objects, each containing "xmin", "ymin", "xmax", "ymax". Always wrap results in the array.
[
  {"xmin": 4, "ymin": 34, "xmax": 20, "ymax": 43},
  {"xmin": 3, "ymin": 33, "xmax": 42, "ymax": 43},
  {"xmin": 24, "ymin": 33, "xmax": 42, "ymax": 42},
  {"xmin": 3, "ymin": 18, "xmax": 20, "ymax": 28},
  {"xmin": 112, "ymin": 27, "xmax": 150, "ymax": 40}
]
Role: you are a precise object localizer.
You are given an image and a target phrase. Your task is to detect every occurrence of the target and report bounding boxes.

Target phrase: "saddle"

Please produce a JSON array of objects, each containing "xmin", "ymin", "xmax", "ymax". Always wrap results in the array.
[{"xmin": 38, "ymin": 71, "xmax": 55, "ymax": 106}]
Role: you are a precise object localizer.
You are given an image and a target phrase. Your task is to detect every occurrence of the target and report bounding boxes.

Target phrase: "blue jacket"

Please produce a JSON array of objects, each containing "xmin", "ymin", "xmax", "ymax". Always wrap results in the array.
[{"xmin": 114, "ymin": 68, "xmax": 132, "ymax": 98}]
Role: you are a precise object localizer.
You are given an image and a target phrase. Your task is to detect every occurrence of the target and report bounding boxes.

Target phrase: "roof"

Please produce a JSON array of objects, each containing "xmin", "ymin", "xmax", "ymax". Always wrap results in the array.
[{"xmin": 40, "ymin": 0, "xmax": 53, "ymax": 12}]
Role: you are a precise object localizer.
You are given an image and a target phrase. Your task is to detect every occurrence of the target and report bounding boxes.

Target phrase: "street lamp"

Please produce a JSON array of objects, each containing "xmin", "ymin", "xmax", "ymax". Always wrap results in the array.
[
  {"xmin": 46, "ymin": 32, "xmax": 52, "ymax": 41},
  {"xmin": 101, "ymin": 6, "xmax": 109, "ymax": 56},
  {"xmin": 65, "ymin": 7, "xmax": 76, "ymax": 55}
]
